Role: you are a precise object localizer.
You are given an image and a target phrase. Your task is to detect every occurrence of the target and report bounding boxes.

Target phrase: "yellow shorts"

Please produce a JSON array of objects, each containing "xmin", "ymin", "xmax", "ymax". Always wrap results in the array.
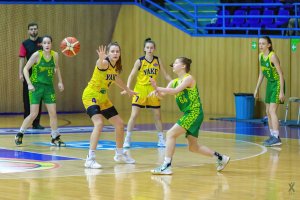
[
  {"xmin": 132, "ymin": 84, "xmax": 160, "ymax": 108},
  {"xmin": 82, "ymin": 86, "xmax": 113, "ymax": 111}
]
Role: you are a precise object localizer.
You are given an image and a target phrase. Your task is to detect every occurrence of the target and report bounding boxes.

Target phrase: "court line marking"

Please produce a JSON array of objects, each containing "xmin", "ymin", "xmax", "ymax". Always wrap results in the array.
[{"xmin": 0, "ymin": 131, "xmax": 268, "ymax": 178}]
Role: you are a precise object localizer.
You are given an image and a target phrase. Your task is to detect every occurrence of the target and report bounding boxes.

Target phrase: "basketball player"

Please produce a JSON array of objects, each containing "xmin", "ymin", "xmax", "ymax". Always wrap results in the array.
[
  {"xmin": 19, "ymin": 22, "xmax": 44, "ymax": 129},
  {"xmin": 82, "ymin": 43, "xmax": 137, "ymax": 169},
  {"xmin": 122, "ymin": 38, "xmax": 172, "ymax": 148},
  {"xmin": 149, "ymin": 57, "xmax": 230, "ymax": 175},
  {"xmin": 254, "ymin": 36, "xmax": 285, "ymax": 147},
  {"xmin": 15, "ymin": 35, "xmax": 65, "ymax": 147}
]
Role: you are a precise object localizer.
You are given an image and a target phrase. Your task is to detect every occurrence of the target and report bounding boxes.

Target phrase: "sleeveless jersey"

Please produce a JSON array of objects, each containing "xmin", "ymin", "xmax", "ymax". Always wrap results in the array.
[
  {"xmin": 136, "ymin": 56, "xmax": 160, "ymax": 85},
  {"xmin": 30, "ymin": 50, "xmax": 56, "ymax": 85},
  {"xmin": 259, "ymin": 51, "xmax": 279, "ymax": 82},
  {"xmin": 172, "ymin": 74, "xmax": 202, "ymax": 113},
  {"xmin": 87, "ymin": 57, "xmax": 118, "ymax": 94}
]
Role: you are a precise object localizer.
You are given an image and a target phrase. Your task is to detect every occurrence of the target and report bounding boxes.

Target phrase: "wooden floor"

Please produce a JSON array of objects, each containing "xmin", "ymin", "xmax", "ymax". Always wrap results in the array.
[{"xmin": 0, "ymin": 113, "xmax": 299, "ymax": 200}]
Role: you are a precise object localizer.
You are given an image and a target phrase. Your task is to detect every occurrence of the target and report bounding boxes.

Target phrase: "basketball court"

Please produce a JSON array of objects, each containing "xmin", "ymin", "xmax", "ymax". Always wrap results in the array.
[{"xmin": 0, "ymin": 112, "xmax": 299, "ymax": 199}]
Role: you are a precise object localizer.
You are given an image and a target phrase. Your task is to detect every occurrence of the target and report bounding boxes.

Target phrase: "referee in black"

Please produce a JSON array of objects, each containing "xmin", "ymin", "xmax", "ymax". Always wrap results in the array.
[{"xmin": 18, "ymin": 22, "xmax": 44, "ymax": 129}]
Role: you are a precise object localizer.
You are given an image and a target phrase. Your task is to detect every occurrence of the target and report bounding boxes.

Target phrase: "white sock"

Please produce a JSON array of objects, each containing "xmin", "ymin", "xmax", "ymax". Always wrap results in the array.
[
  {"xmin": 51, "ymin": 130, "xmax": 59, "ymax": 138},
  {"xmin": 126, "ymin": 131, "xmax": 132, "ymax": 138},
  {"xmin": 273, "ymin": 130, "xmax": 279, "ymax": 138},
  {"xmin": 163, "ymin": 157, "xmax": 172, "ymax": 164},
  {"xmin": 116, "ymin": 148, "xmax": 123, "ymax": 155},
  {"xmin": 88, "ymin": 150, "xmax": 95, "ymax": 159},
  {"xmin": 270, "ymin": 129, "xmax": 274, "ymax": 136},
  {"xmin": 19, "ymin": 128, "xmax": 26, "ymax": 133},
  {"xmin": 158, "ymin": 132, "xmax": 164, "ymax": 138}
]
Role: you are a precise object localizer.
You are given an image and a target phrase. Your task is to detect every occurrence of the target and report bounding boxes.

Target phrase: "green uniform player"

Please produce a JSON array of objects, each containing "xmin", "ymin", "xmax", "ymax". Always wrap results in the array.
[
  {"xmin": 29, "ymin": 50, "xmax": 56, "ymax": 104},
  {"xmin": 149, "ymin": 57, "xmax": 230, "ymax": 175},
  {"xmin": 15, "ymin": 36, "xmax": 65, "ymax": 147},
  {"xmin": 172, "ymin": 75, "xmax": 204, "ymax": 138},
  {"xmin": 259, "ymin": 51, "xmax": 284, "ymax": 104},
  {"xmin": 254, "ymin": 36, "xmax": 285, "ymax": 147}
]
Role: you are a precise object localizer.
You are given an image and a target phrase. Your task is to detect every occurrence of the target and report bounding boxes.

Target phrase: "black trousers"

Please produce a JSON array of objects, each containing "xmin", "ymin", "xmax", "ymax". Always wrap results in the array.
[{"xmin": 23, "ymin": 80, "xmax": 42, "ymax": 127}]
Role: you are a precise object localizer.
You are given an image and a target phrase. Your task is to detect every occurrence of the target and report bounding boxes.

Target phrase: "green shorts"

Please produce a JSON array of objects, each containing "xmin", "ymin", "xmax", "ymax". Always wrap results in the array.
[
  {"xmin": 177, "ymin": 107, "xmax": 204, "ymax": 138},
  {"xmin": 265, "ymin": 80, "xmax": 284, "ymax": 104},
  {"xmin": 29, "ymin": 83, "xmax": 56, "ymax": 104}
]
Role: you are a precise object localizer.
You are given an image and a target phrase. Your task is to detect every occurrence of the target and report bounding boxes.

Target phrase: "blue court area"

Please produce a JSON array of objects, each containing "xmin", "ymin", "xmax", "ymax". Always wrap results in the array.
[
  {"xmin": 0, "ymin": 148, "xmax": 79, "ymax": 161},
  {"xmin": 34, "ymin": 140, "xmax": 187, "ymax": 150}
]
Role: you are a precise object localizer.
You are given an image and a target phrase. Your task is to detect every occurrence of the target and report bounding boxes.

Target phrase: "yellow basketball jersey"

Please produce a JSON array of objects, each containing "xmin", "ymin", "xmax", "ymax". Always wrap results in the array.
[
  {"xmin": 136, "ymin": 56, "xmax": 160, "ymax": 85},
  {"xmin": 87, "ymin": 58, "xmax": 118, "ymax": 93}
]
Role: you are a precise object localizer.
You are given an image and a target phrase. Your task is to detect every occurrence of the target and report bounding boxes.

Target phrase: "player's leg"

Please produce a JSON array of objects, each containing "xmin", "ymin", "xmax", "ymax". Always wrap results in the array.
[
  {"xmin": 82, "ymin": 88, "xmax": 103, "ymax": 168},
  {"xmin": 15, "ymin": 104, "xmax": 40, "ymax": 145},
  {"xmin": 151, "ymin": 124, "xmax": 185, "ymax": 175},
  {"xmin": 264, "ymin": 103, "xmax": 282, "ymax": 146},
  {"xmin": 152, "ymin": 108, "xmax": 165, "ymax": 147},
  {"xmin": 124, "ymin": 106, "xmax": 141, "ymax": 148},
  {"xmin": 186, "ymin": 136, "xmax": 230, "ymax": 171},
  {"xmin": 107, "ymin": 109, "xmax": 135, "ymax": 164},
  {"xmin": 85, "ymin": 113, "xmax": 104, "ymax": 169}
]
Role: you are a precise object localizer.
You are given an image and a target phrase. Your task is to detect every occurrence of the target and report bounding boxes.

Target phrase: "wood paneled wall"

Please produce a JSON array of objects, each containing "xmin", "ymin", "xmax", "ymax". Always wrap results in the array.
[
  {"xmin": 1, "ymin": 4, "xmax": 298, "ymax": 120},
  {"xmin": 113, "ymin": 6, "xmax": 298, "ymax": 119},
  {"xmin": 0, "ymin": 4, "xmax": 120, "ymax": 113}
]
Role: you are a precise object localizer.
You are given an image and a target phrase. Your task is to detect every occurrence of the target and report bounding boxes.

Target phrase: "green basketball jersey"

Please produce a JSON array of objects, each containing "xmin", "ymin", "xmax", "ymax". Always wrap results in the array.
[
  {"xmin": 30, "ymin": 50, "xmax": 56, "ymax": 85},
  {"xmin": 259, "ymin": 51, "xmax": 279, "ymax": 82},
  {"xmin": 172, "ymin": 74, "xmax": 202, "ymax": 113}
]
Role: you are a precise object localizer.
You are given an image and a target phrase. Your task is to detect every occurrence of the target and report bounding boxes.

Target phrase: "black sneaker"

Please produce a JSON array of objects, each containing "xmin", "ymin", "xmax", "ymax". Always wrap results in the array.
[
  {"xmin": 51, "ymin": 135, "xmax": 66, "ymax": 147},
  {"xmin": 33, "ymin": 124, "xmax": 45, "ymax": 130},
  {"xmin": 15, "ymin": 132, "xmax": 24, "ymax": 145}
]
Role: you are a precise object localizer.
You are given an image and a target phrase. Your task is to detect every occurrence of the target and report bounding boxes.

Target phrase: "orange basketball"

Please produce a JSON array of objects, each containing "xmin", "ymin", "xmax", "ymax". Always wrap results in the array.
[{"xmin": 60, "ymin": 37, "xmax": 80, "ymax": 57}]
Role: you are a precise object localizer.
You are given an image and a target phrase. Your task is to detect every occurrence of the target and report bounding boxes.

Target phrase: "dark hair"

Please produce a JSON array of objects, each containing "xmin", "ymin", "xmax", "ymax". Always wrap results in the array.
[
  {"xmin": 260, "ymin": 36, "xmax": 274, "ymax": 52},
  {"xmin": 28, "ymin": 22, "xmax": 38, "ymax": 30},
  {"xmin": 107, "ymin": 42, "xmax": 122, "ymax": 73},
  {"xmin": 177, "ymin": 57, "xmax": 192, "ymax": 73},
  {"xmin": 144, "ymin": 38, "xmax": 156, "ymax": 48},
  {"xmin": 42, "ymin": 35, "xmax": 53, "ymax": 42}
]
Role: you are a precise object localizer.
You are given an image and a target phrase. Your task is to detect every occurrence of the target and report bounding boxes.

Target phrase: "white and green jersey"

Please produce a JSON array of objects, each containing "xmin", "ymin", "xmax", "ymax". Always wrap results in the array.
[
  {"xmin": 172, "ymin": 74, "xmax": 202, "ymax": 113},
  {"xmin": 30, "ymin": 50, "xmax": 56, "ymax": 85},
  {"xmin": 259, "ymin": 51, "xmax": 279, "ymax": 82}
]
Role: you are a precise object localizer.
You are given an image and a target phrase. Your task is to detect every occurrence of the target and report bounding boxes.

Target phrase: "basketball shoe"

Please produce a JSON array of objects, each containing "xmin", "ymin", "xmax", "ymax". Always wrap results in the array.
[
  {"xmin": 114, "ymin": 150, "xmax": 135, "ymax": 164},
  {"xmin": 51, "ymin": 135, "xmax": 66, "ymax": 147},
  {"xmin": 84, "ymin": 155, "xmax": 102, "ymax": 169},
  {"xmin": 15, "ymin": 132, "xmax": 24, "ymax": 145},
  {"xmin": 151, "ymin": 163, "xmax": 172, "ymax": 175},
  {"xmin": 216, "ymin": 155, "xmax": 230, "ymax": 171}
]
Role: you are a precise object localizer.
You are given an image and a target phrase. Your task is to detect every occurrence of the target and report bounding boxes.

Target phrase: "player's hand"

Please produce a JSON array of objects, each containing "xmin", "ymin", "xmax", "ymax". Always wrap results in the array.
[
  {"xmin": 279, "ymin": 92, "xmax": 285, "ymax": 102},
  {"xmin": 120, "ymin": 90, "xmax": 127, "ymax": 95},
  {"xmin": 28, "ymin": 84, "xmax": 35, "ymax": 91},
  {"xmin": 150, "ymin": 78, "xmax": 157, "ymax": 89},
  {"xmin": 96, "ymin": 45, "xmax": 107, "ymax": 61},
  {"xmin": 19, "ymin": 74, "xmax": 24, "ymax": 82},
  {"xmin": 148, "ymin": 90, "xmax": 157, "ymax": 97},
  {"xmin": 254, "ymin": 90, "xmax": 258, "ymax": 99},
  {"xmin": 58, "ymin": 82, "xmax": 64, "ymax": 92},
  {"xmin": 126, "ymin": 89, "xmax": 137, "ymax": 97}
]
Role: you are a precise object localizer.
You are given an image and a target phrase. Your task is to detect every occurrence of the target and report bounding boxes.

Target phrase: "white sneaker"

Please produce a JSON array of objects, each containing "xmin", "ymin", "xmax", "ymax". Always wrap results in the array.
[
  {"xmin": 84, "ymin": 156, "xmax": 102, "ymax": 169},
  {"xmin": 216, "ymin": 155, "xmax": 230, "ymax": 171},
  {"xmin": 123, "ymin": 136, "xmax": 131, "ymax": 148},
  {"xmin": 114, "ymin": 151, "xmax": 135, "ymax": 164},
  {"xmin": 151, "ymin": 163, "xmax": 172, "ymax": 175},
  {"xmin": 157, "ymin": 137, "xmax": 166, "ymax": 147}
]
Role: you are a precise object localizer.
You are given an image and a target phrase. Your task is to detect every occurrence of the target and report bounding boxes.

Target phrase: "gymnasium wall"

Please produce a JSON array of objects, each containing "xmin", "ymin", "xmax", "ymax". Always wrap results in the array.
[
  {"xmin": 113, "ymin": 6, "xmax": 298, "ymax": 119},
  {"xmin": 0, "ymin": 4, "xmax": 121, "ymax": 113},
  {"xmin": 0, "ymin": 4, "xmax": 298, "ymax": 120}
]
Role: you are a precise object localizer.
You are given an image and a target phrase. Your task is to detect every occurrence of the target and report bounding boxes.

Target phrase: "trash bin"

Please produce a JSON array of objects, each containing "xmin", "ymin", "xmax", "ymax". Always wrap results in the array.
[{"xmin": 234, "ymin": 93, "xmax": 255, "ymax": 120}]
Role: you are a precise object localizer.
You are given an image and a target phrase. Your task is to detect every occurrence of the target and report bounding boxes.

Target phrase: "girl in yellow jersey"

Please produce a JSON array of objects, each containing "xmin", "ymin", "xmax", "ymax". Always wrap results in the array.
[
  {"xmin": 123, "ymin": 38, "xmax": 171, "ymax": 148},
  {"xmin": 82, "ymin": 43, "xmax": 137, "ymax": 169}
]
